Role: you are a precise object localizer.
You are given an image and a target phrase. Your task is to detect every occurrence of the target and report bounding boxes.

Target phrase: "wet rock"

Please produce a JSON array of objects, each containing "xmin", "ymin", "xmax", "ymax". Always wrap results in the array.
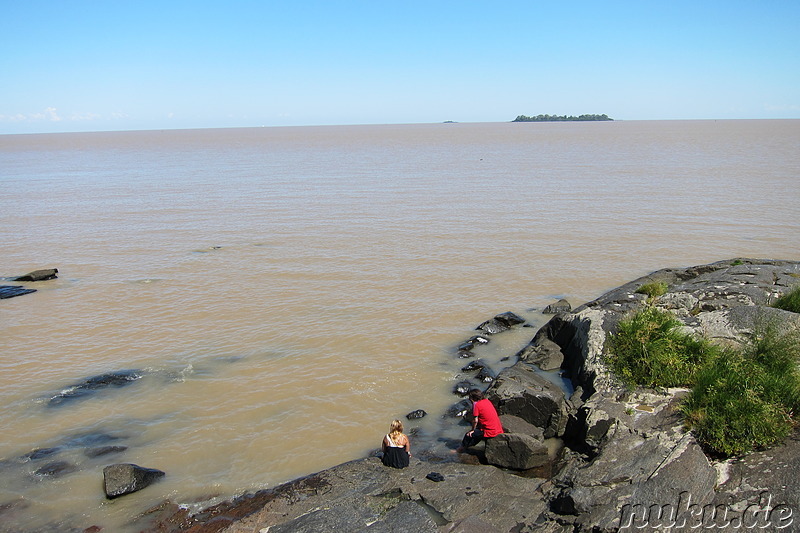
[
  {"xmin": 485, "ymin": 433, "xmax": 549, "ymax": 470},
  {"xmin": 453, "ymin": 381, "xmax": 473, "ymax": 396},
  {"xmin": 456, "ymin": 349, "xmax": 476, "ymax": 359},
  {"xmin": 543, "ymin": 298, "xmax": 571, "ymax": 314},
  {"xmin": 476, "ymin": 311, "xmax": 525, "ymax": 334},
  {"xmin": 460, "ymin": 358, "xmax": 488, "ymax": 372},
  {"xmin": 476, "ymin": 366, "xmax": 496, "ymax": 383},
  {"xmin": 48, "ymin": 369, "xmax": 144, "ymax": 406},
  {"xmin": 405, "ymin": 409, "xmax": 427, "ymax": 420},
  {"xmin": 494, "ymin": 311, "xmax": 526, "ymax": 326},
  {"xmin": 34, "ymin": 461, "xmax": 77, "ymax": 478},
  {"xmin": 445, "ymin": 399, "xmax": 472, "ymax": 418},
  {"xmin": 103, "ymin": 463, "xmax": 165, "ymax": 499},
  {"xmin": 476, "ymin": 318, "xmax": 508, "ymax": 334},
  {"xmin": 0, "ymin": 285, "xmax": 37, "ymax": 299},
  {"xmin": 13, "ymin": 268, "xmax": 58, "ymax": 281},
  {"xmin": 456, "ymin": 335, "xmax": 490, "ymax": 352}
]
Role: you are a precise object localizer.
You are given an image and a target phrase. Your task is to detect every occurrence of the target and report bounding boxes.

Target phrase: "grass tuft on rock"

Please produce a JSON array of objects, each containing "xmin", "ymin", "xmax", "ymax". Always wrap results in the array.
[
  {"xmin": 773, "ymin": 285, "xmax": 800, "ymax": 313},
  {"xmin": 605, "ymin": 306, "xmax": 721, "ymax": 388},
  {"xmin": 634, "ymin": 281, "xmax": 669, "ymax": 299},
  {"xmin": 681, "ymin": 321, "xmax": 800, "ymax": 456}
]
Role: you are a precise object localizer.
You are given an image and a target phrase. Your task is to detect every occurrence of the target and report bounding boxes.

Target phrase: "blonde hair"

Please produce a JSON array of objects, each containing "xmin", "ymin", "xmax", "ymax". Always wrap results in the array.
[{"xmin": 389, "ymin": 419, "xmax": 404, "ymax": 440}]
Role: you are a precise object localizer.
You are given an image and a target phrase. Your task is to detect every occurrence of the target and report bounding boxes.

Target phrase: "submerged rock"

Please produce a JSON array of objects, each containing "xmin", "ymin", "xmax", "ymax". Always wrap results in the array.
[
  {"xmin": 48, "ymin": 370, "xmax": 144, "ymax": 406},
  {"xmin": 405, "ymin": 409, "xmax": 427, "ymax": 420},
  {"xmin": 0, "ymin": 285, "xmax": 37, "ymax": 299},
  {"xmin": 34, "ymin": 461, "xmax": 77, "ymax": 478},
  {"xmin": 85, "ymin": 445, "xmax": 128, "ymax": 458},
  {"xmin": 103, "ymin": 463, "xmax": 165, "ymax": 499}
]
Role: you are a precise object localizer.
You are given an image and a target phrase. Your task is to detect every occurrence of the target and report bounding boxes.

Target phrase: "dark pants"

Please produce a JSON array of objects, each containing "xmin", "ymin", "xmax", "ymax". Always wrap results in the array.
[{"xmin": 461, "ymin": 428, "xmax": 485, "ymax": 448}]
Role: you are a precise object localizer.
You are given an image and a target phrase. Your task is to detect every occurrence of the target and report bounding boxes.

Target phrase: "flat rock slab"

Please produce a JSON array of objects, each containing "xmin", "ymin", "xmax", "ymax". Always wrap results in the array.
[
  {"xmin": 173, "ymin": 458, "xmax": 547, "ymax": 533},
  {"xmin": 0, "ymin": 285, "xmax": 36, "ymax": 299}
]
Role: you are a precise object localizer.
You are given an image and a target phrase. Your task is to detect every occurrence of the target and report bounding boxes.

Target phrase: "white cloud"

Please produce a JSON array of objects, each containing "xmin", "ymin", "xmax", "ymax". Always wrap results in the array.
[
  {"xmin": 70, "ymin": 112, "xmax": 102, "ymax": 121},
  {"xmin": 45, "ymin": 107, "xmax": 62, "ymax": 121},
  {"xmin": 0, "ymin": 107, "xmax": 63, "ymax": 122}
]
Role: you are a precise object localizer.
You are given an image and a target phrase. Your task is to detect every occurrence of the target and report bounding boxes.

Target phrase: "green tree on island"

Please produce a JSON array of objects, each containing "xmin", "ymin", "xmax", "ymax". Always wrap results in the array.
[{"xmin": 512, "ymin": 114, "xmax": 613, "ymax": 122}]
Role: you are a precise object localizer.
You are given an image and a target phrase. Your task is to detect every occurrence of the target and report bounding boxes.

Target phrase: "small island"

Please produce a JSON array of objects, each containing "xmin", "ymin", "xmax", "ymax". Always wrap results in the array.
[{"xmin": 512, "ymin": 113, "xmax": 613, "ymax": 122}]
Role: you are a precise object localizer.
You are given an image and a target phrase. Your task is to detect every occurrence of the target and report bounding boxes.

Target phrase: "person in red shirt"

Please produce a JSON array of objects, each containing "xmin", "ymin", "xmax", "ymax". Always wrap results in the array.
[{"xmin": 458, "ymin": 388, "xmax": 504, "ymax": 451}]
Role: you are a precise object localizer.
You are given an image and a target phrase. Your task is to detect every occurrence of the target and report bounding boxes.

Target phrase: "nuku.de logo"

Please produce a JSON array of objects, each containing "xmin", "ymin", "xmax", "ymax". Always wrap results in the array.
[{"xmin": 619, "ymin": 491, "xmax": 793, "ymax": 529}]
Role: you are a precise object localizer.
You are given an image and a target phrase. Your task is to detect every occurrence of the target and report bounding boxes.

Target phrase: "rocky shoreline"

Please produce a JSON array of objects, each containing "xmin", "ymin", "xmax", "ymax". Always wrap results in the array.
[{"xmin": 116, "ymin": 258, "xmax": 799, "ymax": 533}]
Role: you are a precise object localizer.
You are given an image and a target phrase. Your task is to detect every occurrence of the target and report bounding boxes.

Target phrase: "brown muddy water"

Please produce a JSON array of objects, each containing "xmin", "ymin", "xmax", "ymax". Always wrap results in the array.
[{"xmin": 1, "ymin": 120, "xmax": 798, "ymax": 531}]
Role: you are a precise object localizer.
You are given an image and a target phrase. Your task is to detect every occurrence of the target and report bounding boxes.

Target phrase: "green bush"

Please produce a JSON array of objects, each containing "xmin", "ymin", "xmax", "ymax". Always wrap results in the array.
[
  {"xmin": 681, "ymin": 322, "xmax": 800, "ymax": 456},
  {"xmin": 635, "ymin": 281, "xmax": 669, "ymax": 299},
  {"xmin": 606, "ymin": 307, "xmax": 721, "ymax": 388},
  {"xmin": 773, "ymin": 285, "xmax": 800, "ymax": 313}
]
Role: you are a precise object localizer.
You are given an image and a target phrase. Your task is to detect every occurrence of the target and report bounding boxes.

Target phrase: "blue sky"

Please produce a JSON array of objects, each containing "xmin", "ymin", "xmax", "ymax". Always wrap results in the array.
[{"xmin": 1, "ymin": 1, "xmax": 799, "ymax": 133}]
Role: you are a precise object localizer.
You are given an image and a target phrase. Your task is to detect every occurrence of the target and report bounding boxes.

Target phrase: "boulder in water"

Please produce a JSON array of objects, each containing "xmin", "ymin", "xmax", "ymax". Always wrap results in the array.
[
  {"xmin": 103, "ymin": 463, "xmax": 165, "ymax": 499},
  {"xmin": 13, "ymin": 269, "xmax": 58, "ymax": 282}
]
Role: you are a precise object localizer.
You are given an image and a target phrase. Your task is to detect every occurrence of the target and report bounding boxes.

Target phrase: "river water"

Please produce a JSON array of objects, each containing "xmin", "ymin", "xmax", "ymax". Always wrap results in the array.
[{"xmin": 1, "ymin": 120, "xmax": 798, "ymax": 531}]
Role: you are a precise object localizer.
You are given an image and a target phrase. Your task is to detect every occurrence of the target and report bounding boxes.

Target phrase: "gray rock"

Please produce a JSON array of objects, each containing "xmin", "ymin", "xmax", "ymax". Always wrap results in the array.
[
  {"xmin": 485, "ymin": 433, "xmax": 549, "ymax": 470},
  {"xmin": 103, "ymin": 463, "xmax": 165, "ymax": 499},
  {"xmin": 516, "ymin": 337, "xmax": 564, "ymax": 371},
  {"xmin": 486, "ymin": 362, "xmax": 567, "ymax": 438},
  {"xmin": 499, "ymin": 414, "xmax": 545, "ymax": 439},
  {"xmin": 543, "ymin": 298, "xmax": 571, "ymax": 314}
]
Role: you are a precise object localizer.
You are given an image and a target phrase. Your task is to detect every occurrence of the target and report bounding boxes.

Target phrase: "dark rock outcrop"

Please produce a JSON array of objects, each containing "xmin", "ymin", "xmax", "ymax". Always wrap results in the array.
[
  {"xmin": 103, "ymin": 463, "xmax": 165, "ymax": 499},
  {"xmin": 13, "ymin": 268, "xmax": 58, "ymax": 281}
]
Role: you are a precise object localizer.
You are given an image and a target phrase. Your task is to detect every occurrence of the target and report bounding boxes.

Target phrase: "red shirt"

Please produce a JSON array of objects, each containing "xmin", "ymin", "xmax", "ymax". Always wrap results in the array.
[{"xmin": 473, "ymin": 398, "xmax": 503, "ymax": 438}]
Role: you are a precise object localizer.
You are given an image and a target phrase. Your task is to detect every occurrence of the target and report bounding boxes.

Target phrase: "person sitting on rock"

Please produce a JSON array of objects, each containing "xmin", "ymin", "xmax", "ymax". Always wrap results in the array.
[
  {"xmin": 458, "ymin": 389, "xmax": 503, "ymax": 452},
  {"xmin": 381, "ymin": 419, "xmax": 411, "ymax": 468}
]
